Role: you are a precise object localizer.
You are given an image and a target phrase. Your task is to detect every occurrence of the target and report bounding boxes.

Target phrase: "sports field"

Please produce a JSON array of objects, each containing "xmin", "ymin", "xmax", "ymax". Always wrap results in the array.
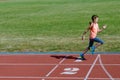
[{"xmin": 0, "ymin": 0, "xmax": 120, "ymax": 52}]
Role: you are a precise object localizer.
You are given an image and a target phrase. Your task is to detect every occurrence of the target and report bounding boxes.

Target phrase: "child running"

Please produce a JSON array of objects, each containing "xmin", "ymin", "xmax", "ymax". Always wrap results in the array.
[{"xmin": 78, "ymin": 15, "xmax": 107, "ymax": 60}]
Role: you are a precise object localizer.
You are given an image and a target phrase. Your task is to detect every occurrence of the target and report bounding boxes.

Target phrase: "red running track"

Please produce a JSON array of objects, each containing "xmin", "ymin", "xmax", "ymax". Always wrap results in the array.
[{"xmin": 0, "ymin": 53, "xmax": 120, "ymax": 80}]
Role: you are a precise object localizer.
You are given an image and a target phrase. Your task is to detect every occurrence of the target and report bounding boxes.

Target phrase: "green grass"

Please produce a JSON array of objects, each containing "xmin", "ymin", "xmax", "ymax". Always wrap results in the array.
[{"xmin": 0, "ymin": 0, "xmax": 120, "ymax": 52}]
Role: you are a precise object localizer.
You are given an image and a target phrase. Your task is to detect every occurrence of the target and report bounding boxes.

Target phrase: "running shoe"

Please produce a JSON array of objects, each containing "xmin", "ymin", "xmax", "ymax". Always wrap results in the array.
[{"xmin": 77, "ymin": 53, "xmax": 86, "ymax": 60}]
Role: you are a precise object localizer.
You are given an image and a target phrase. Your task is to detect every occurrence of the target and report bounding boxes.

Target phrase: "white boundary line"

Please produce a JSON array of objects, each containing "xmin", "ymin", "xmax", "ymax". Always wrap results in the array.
[
  {"xmin": 84, "ymin": 54, "xmax": 99, "ymax": 80},
  {"xmin": 87, "ymin": 78, "xmax": 119, "ymax": 80},
  {"xmin": 99, "ymin": 55, "xmax": 114, "ymax": 80},
  {"xmin": 0, "ymin": 76, "xmax": 119, "ymax": 79},
  {"xmin": 0, "ymin": 63, "xmax": 57, "ymax": 66},
  {"xmin": 0, "ymin": 76, "xmax": 42, "ymax": 79},
  {"xmin": 0, "ymin": 63, "xmax": 119, "ymax": 66},
  {"xmin": 45, "ymin": 56, "xmax": 66, "ymax": 77},
  {"xmin": 0, "ymin": 76, "xmax": 119, "ymax": 80}
]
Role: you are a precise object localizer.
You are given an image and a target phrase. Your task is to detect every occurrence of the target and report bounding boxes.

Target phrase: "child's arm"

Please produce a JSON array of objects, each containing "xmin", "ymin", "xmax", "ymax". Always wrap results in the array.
[
  {"xmin": 98, "ymin": 25, "xmax": 107, "ymax": 32},
  {"xmin": 82, "ymin": 22, "xmax": 93, "ymax": 40},
  {"xmin": 82, "ymin": 26, "xmax": 90, "ymax": 40}
]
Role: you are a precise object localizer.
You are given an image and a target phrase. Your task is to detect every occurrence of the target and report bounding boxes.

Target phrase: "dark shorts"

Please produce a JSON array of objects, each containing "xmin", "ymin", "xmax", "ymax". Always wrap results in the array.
[{"xmin": 88, "ymin": 37, "xmax": 104, "ymax": 49}]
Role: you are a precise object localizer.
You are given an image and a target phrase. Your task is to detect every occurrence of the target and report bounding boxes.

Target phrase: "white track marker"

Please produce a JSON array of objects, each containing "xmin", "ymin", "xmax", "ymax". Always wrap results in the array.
[
  {"xmin": 99, "ymin": 55, "xmax": 114, "ymax": 80},
  {"xmin": 45, "ymin": 56, "xmax": 66, "ymax": 77},
  {"xmin": 61, "ymin": 67, "xmax": 80, "ymax": 75},
  {"xmin": 74, "ymin": 59, "xmax": 83, "ymax": 62},
  {"xmin": 84, "ymin": 55, "xmax": 99, "ymax": 80}
]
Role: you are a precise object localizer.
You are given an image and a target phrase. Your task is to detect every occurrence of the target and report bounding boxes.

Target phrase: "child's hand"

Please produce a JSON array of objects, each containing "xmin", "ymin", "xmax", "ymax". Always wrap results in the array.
[
  {"xmin": 102, "ymin": 25, "xmax": 107, "ymax": 29},
  {"xmin": 82, "ymin": 35, "xmax": 85, "ymax": 40}
]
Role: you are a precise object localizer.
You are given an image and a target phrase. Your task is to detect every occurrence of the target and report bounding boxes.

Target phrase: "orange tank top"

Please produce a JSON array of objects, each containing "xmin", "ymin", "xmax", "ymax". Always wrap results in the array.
[{"xmin": 90, "ymin": 23, "xmax": 99, "ymax": 39}]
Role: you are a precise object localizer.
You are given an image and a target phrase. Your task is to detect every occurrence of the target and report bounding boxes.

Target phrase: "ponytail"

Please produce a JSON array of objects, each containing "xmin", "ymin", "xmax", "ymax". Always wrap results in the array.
[{"xmin": 89, "ymin": 22, "xmax": 92, "ymax": 25}]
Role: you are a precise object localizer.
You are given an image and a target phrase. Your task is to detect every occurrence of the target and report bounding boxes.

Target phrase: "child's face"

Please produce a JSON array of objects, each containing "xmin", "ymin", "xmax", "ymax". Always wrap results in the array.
[{"xmin": 94, "ymin": 17, "xmax": 99, "ymax": 23}]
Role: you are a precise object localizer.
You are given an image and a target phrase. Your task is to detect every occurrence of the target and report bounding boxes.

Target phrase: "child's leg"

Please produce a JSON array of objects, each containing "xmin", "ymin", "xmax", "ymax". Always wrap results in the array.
[
  {"xmin": 79, "ymin": 48, "xmax": 89, "ymax": 60},
  {"xmin": 82, "ymin": 39, "xmax": 94, "ymax": 55},
  {"xmin": 90, "ymin": 38, "xmax": 104, "ymax": 54},
  {"xmin": 94, "ymin": 37, "xmax": 104, "ymax": 48},
  {"xmin": 82, "ymin": 48, "xmax": 89, "ymax": 55},
  {"xmin": 79, "ymin": 39, "xmax": 94, "ymax": 60},
  {"xmin": 95, "ymin": 43, "xmax": 102, "ymax": 48}
]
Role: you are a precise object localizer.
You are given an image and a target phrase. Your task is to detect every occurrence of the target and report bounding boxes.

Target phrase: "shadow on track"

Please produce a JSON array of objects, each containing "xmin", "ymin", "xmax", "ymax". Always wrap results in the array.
[{"xmin": 50, "ymin": 55, "xmax": 77, "ymax": 60}]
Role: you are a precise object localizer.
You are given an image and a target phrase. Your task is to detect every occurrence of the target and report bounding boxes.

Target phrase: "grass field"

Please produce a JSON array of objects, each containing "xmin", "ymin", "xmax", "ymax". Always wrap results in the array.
[{"xmin": 0, "ymin": 0, "xmax": 120, "ymax": 52}]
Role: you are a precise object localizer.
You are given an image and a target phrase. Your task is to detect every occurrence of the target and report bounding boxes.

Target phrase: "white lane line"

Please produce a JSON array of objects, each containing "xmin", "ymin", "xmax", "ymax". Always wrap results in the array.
[
  {"xmin": 88, "ymin": 78, "xmax": 118, "ymax": 80},
  {"xmin": 45, "ymin": 56, "xmax": 66, "ymax": 77},
  {"xmin": 0, "ymin": 76, "xmax": 119, "ymax": 80},
  {"xmin": 0, "ymin": 63, "xmax": 119, "ymax": 66},
  {"xmin": 0, "ymin": 63, "xmax": 56, "ymax": 66},
  {"xmin": 84, "ymin": 55, "xmax": 99, "ymax": 80},
  {"xmin": 0, "ymin": 76, "xmax": 42, "ymax": 79},
  {"xmin": 99, "ymin": 54, "xmax": 114, "ymax": 80}
]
